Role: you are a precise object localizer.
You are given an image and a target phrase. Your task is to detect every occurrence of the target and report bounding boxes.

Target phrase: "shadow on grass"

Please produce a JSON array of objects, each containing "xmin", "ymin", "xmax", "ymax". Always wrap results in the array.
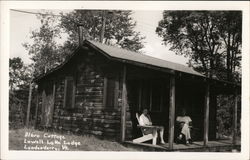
[{"xmin": 9, "ymin": 128, "xmax": 140, "ymax": 151}]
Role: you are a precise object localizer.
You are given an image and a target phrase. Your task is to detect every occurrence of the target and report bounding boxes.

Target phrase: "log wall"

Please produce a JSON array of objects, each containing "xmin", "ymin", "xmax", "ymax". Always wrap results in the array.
[{"xmin": 36, "ymin": 48, "xmax": 125, "ymax": 140}]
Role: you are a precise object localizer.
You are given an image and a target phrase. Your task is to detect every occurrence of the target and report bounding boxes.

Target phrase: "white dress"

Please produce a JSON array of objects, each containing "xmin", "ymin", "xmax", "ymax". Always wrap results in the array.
[
  {"xmin": 176, "ymin": 116, "xmax": 192, "ymax": 140},
  {"xmin": 139, "ymin": 114, "xmax": 152, "ymax": 126}
]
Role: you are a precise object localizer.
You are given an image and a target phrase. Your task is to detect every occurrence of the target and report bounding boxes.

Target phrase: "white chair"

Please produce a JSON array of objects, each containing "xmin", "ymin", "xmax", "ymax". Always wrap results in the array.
[{"xmin": 132, "ymin": 113, "xmax": 160, "ymax": 145}]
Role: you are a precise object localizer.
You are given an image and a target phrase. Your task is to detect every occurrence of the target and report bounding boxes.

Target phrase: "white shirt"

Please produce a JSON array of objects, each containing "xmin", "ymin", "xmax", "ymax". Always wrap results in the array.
[
  {"xmin": 139, "ymin": 114, "xmax": 152, "ymax": 126},
  {"xmin": 176, "ymin": 116, "xmax": 192, "ymax": 124}
]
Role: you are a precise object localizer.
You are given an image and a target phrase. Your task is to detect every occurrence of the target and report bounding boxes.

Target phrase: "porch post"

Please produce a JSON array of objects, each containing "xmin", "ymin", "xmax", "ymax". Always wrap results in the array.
[
  {"xmin": 233, "ymin": 89, "xmax": 238, "ymax": 145},
  {"xmin": 204, "ymin": 82, "xmax": 210, "ymax": 146},
  {"xmin": 121, "ymin": 65, "xmax": 127, "ymax": 142},
  {"xmin": 168, "ymin": 74, "xmax": 175, "ymax": 150}
]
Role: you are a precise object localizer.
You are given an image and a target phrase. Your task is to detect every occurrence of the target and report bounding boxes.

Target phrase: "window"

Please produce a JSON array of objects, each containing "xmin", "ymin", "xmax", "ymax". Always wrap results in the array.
[
  {"xmin": 104, "ymin": 76, "xmax": 119, "ymax": 108},
  {"xmin": 63, "ymin": 77, "xmax": 76, "ymax": 109},
  {"xmin": 139, "ymin": 80, "xmax": 164, "ymax": 112},
  {"xmin": 151, "ymin": 82, "xmax": 163, "ymax": 112},
  {"xmin": 141, "ymin": 81, "xmax": 150, "ymax": 109}
]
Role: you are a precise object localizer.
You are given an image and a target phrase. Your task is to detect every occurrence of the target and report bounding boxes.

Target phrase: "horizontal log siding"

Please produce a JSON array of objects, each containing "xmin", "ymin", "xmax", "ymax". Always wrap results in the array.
[
  {"xmin": 125, "ymin": 105, "xmax": 133, "ymax": 140},
  {"xmin": 36, "ymin": 50, "xmax": 123, "ymax": 140}
]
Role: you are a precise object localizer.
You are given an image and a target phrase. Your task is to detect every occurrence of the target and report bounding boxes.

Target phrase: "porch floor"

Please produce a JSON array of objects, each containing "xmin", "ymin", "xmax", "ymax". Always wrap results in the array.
[{"xmin": 124, "ymin": 139, "xmax": 241, "ymax": 152}]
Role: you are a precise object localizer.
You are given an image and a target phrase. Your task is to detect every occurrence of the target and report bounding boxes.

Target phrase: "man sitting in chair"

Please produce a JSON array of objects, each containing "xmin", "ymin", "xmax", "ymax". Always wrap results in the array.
[
  {"xmin": 176, "ymin": 108, "xmax": 192, "ymax": 144},
  {"xmin": 139, "ymin": 108, "xmax": 165, "ymax": 144}
]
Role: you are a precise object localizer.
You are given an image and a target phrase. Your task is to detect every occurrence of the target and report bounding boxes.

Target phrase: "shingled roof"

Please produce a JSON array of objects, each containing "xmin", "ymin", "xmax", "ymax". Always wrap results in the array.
[
  {"xmin": 34, "ymin": 40, "xmax": 204, "ymax": 82},
  {"xmin": 85, "ymin": 40, "xmax": 204, "ymax": 77}
]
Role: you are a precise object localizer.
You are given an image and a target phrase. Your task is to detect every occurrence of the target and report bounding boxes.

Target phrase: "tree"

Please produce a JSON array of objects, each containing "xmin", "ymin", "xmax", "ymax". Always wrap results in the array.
[
  {"xmin": 156, "ymin": 11, "xmax": 242, "ymax": 81},
  {"xmin": 60, "ymin": 10, "xmax": 145, "ymax": 52},
  {"xmin": 216, "ymin": 11, "xmax": 242, "ymax": 81},
  {"xmin": 9, "ymin": 57, "xmax": 34, "ymax": 129},
  {"xmin": 23, "ymin": 13, "xmax": 65, "ymax": 76},
  {"xmin": 24, "ymin": 10, "xmax": 145, "ymax": 76},
  {"xmin": 9, "ymin": 57, "xmax": 32, "ymax": 90},
  {"xmin": 9, "ymin": 57, "xmax": 23, "ymax": 90}
]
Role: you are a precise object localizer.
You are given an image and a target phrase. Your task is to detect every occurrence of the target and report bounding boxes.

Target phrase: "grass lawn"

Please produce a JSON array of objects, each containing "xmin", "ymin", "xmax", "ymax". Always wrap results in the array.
[{"xmin": 9, "ymin": 128, "xmax": 139, "ymax": 151}]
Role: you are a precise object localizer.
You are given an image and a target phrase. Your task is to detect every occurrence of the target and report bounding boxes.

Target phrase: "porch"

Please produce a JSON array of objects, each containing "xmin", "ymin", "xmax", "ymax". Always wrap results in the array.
[
  {"xmin": 124, "ymin": 139, "xmax": 241, "ymax": 152},
  {"xmin": 120, "ymin": 63, "xmax": 241, "ymax": 151}
]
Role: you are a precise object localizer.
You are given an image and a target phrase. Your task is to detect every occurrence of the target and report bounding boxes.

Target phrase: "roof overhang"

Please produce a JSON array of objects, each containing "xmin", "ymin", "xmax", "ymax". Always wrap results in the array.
[{"xmin": 33, "ymin": 40, "xmax": 241, "ymax": 91}]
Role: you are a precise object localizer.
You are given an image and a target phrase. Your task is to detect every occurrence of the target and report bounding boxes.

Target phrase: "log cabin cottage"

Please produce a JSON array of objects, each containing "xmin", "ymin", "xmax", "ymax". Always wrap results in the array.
[{"xmin": 33, "ymin": 39, "xmax": 241, "ymax": 150}]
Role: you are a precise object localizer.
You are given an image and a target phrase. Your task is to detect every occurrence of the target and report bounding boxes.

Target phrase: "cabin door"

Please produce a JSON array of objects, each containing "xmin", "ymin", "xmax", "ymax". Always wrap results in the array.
[{"xmin": 41, "ymin": 83, "xmax": 55, "ymax": 127}]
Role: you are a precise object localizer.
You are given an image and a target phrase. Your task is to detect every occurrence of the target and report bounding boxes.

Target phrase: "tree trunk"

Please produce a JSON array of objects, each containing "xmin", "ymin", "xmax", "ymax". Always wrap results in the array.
[
  {"xmin": 209, "ymin": 58, "xmax": 215, "ymax": 78},
  {"xmin": 26, "ymin": 83, "xmax": 33, "ymax": 127},
  {"xmin": 226, "ymin": 31, "xmax": 231, "ymax": 81}
]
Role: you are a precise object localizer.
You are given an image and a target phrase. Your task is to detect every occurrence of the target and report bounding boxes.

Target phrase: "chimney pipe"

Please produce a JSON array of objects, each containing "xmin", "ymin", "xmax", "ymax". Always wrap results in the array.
[
  {"xmin": 77, "ymin": 24, "xmax": 84, "ymax": 46},
  {"xmin": 100, "ymin": 11, "xmax": 106, "ymax": 43}
]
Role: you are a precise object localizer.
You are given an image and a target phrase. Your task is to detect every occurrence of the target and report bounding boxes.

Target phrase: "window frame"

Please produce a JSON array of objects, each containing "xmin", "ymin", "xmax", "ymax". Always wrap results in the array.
[
  {"xmin": 138, "ymin": 80, "xmax": 163, "ymax": 112},
  {"xmin": 150, "ymin": 82, "xmax": 163, "ymax": 112},
  {"xmin": 103, "ymin": 75, "xmax": 119, "ymax": 109},
  {"xmin": 63, "ymin": 76, "xmax": 76, "ymax": 109}
]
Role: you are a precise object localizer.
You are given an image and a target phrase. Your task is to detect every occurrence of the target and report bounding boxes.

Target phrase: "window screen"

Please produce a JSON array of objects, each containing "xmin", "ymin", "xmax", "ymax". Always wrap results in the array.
[
  {"xmin": 106, "ymin": 78, "xmax": 115, "ymax": 107},
  {"xmin": 151, "ymin": 82, "xmax": 162, "ymax": 112},
  {"xmin": 105, "ymin": 76, "xmax": 118, "ymax": 108},
  {"xmin": 139, "ymin": 80, "xmax": 164, "ymax": 112},
  {"xmin": 141, "ymin": 81, "xmax": 150, "ymax": 109},
  {"xmin": 64, "ymin": 77, "xmax": 75, "ymax": 108}
]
